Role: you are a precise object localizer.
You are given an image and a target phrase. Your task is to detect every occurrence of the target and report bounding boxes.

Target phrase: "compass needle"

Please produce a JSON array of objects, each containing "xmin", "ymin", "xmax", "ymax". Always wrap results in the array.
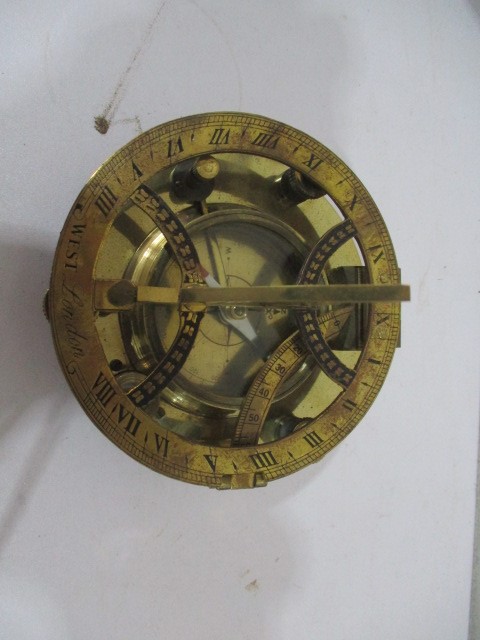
[
  {"xmin": 47, "ymin": 113, "xmax": 409, "ymax": 488},
  {"xmin": 195, "ymin": 265, "xmax": 260, "ymax": 345}
]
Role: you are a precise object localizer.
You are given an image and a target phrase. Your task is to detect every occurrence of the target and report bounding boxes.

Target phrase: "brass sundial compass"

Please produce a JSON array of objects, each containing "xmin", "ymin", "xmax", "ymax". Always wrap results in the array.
[{"xmin": 46, "ymin": 112, "xmax": 409, "ymax": 489}]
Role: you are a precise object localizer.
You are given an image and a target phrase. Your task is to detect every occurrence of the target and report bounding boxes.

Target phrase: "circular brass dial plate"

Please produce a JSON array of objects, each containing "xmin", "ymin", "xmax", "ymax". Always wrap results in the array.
[{"xmin": 48, "ymin": 112, "xmax": 405, "ymax": 489}]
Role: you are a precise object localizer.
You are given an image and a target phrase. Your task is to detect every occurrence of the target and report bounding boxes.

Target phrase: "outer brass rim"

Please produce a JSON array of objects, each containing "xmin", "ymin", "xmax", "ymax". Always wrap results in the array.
[{"xmin": 48, "ymin": 112, "xmax": 403, "ymax": 489}]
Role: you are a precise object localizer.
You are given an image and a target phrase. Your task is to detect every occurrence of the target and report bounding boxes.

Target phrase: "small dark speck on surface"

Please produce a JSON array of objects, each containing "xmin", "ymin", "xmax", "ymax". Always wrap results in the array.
[
  {"xmin": 94, "ymin": 116, "xmax": 110, "ymax": 134},
  {"xmin": 245, "ymin": 579, "xmax": 259, "ymax": 593}
]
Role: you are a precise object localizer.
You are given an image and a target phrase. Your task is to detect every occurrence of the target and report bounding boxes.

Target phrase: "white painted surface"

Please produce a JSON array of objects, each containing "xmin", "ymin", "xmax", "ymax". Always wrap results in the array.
[{"xmin": 1, "ymin": 1, "xmax": 479, "ymax": 638}]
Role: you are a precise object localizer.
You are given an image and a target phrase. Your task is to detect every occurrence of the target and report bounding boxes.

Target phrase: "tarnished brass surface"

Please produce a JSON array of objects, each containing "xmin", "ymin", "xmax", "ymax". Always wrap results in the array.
[{"xmin": 47, "ymin": 112, "xmax": 409, "ymax": 489}]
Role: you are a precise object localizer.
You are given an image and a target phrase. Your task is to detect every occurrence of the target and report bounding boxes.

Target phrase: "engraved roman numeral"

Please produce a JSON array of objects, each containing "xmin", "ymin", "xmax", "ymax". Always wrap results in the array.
[
  {"xmin": 367, "ymin": 244, "xmax": 385, "ymax": 263},
  {"xmin": 131, "ymin": 161, "xmax": 143, "ymax": 180},
  {"xmin": 303, "ymin": 153, "xmax": 323, "ymax": 171},
  {"xmin": 117, "ymin": 403, "xmax": 141, "ymax": 436},
  {"xmin": 250, "ymin": 450, "xmax": 277, "ymax": 469},
  {"xmin": 342, "ymin": 398, "xmax": 357, "ymax": 411},
  {"xmin": 155, "ymin": 434, "xmax": 169, "ymax": 457},
  {"xmin": 251, "ymin": 132, "xmax": 279, "ymax": 149},
  {"xmin": 209, "ymin": 127, "xmax": 230, "ymax": 145},
  {"xmin": 92, "ymin": 371, "xmax": 116, "ymax": 407},
  {"xmin": 167, "ymin": 136, "xmax": 184, "ymax": 158},
  {"xmin": 95, "ymin": 186, "xmax": 118, "ymax": 218},
  {"xmin": 375, "ymin": 312, "xmax": 390, "ymax": 326},
  {"xmin": 204, "ymin": 454, "xmax": 218, "ymax": 472},
  {"xmin": 303, "ymin": 431, "xmax": 324, "ymax": 448}
]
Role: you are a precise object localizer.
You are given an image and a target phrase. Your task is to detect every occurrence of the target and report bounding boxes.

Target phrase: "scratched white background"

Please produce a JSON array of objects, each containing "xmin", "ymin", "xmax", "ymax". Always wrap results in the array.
[{"xmin": 1, "ymin": 1, "xmax": 479, "ymax": 638}]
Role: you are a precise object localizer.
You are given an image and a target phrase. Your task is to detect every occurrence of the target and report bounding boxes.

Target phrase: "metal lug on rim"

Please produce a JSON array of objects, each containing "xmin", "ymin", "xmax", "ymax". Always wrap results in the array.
[
  {"xmin": 171, "ymin": 155, "xmax": 220, "ymax": 202},
  {"xmin": 278, "ymin": 168, "xmax": 326, "ymax": 204},
  {"xmin": 43, "ymin": 290, "xmax": 50, "ymax": 321}
]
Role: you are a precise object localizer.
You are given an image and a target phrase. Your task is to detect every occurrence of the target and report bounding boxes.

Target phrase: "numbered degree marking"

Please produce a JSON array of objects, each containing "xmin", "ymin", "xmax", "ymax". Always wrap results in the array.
[
  {"xmin": 232, "ymin": 307, "xmax": 353, "ymax": 446},
  {"xmin": 130, "ymin": 184, "xmax": 204, "ymax": 282},
  {"xmin": 128, "ymin": 310, "xmax": 204, "ymax": 408},
  {"xmin": 295, "ymin": 219, "xmax": 358, "ymax": 388},
  {"xmin": 126, "ymin": 184, "xmax": 206, "ymax": 406}
]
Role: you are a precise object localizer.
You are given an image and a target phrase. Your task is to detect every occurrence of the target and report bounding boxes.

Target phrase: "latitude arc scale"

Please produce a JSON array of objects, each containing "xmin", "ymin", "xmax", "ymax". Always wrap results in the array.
[{"xmin": 46, "ymin": 113, "xmax": 409, "ymax": 489}]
